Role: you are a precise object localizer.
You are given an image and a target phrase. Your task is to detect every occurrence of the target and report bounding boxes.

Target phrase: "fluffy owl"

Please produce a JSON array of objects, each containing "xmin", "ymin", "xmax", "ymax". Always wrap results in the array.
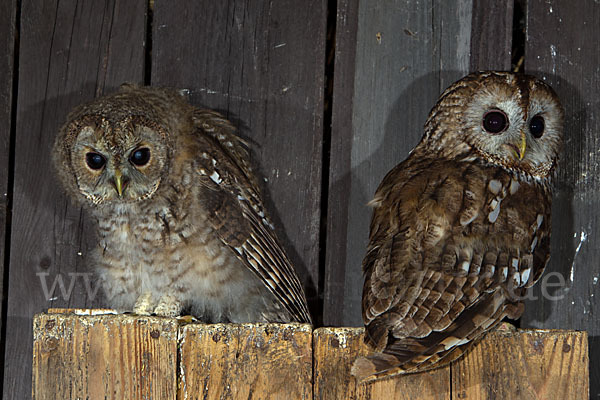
[
  {"xmin": 53, "ymin": 84, "xmax": 311, "ymax": 324},
  {"xmin": 352, "ymin": 71, "xmax": 564, "ymax": 380}
]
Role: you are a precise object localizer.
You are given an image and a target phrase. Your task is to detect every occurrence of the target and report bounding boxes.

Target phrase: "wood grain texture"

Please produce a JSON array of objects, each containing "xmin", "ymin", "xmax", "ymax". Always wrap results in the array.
[
  {"xmin": 0, "ymin": 0, "xmax": 17, "ymax": 341},
  {"xmin": 32, "ymin": 312, "xmax": 178, "ymax": 400},
  {"xmin": 469, "ymin": 0, "xmax": 513, "ymax": 71},
  {"xmin": 313, "ymin": 327, "xmax": 451, "ymax": 400},
  {"xmin": 30, "ymin": 313, "xmax": 588, "ymax": 399},
  {"xmin": 322, "ymin": 0, "xmax": 360, "ymax": 326},
  {"xmin": 3, "ymin": 1, "xmax": 146, "ymax": 398},
  {"xmin": 452, "ymin": 330, "xmax": 589, "ymax": 399},
  {"xmin": 151, "ymin": 0, "xmax": 327, "ymax": 316},
  {"xmin": 520, "ymin": 1, "xmax": 600, "ymax": 398},
  {"xmin": 326, "ymin": 0, "xmax": 474, "ymax": 326},
  {"xmin": 178, "ymin": 323, "xmax": 313, "ymax": 399}
]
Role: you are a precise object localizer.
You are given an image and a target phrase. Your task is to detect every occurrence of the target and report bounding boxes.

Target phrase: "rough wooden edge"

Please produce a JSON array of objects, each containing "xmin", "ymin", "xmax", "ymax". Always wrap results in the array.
[
  {"xmin": 32, "ymin": 311, "xmax": 589, "ymax": 400},
  {"xmin": 33, "ymin": 312, "xmax": 179, "ymax": 400}
]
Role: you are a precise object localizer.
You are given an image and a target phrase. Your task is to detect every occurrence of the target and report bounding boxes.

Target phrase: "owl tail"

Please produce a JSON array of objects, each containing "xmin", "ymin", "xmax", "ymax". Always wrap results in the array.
[
  {"xmin": 351, "ymin": 338, "xmax": 469, "ymax": 382},
  {"xmin": 351, "ymin": 291, "xmax": 524, "ymax": 382}
]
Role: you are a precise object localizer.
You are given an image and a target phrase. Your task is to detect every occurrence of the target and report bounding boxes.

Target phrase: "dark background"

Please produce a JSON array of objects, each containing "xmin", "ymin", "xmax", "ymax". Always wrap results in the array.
[{"xmin": 0, "ymin": 0, "xmax": 598, "ymax": 398}]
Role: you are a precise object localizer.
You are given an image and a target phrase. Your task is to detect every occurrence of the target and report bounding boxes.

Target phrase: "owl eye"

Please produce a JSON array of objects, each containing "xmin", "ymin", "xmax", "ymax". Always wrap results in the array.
[
  {"xmin": 529, "ymin": 115, "xmax": 545, "ymax": 138},
  {"xmin": 482, "ymin": 110, "xmax": 508, "ymax": 134},
  {"xmin": 130, "ymin": 148, "xmax": 151, "ymax": 166},
  {"xmin": 85, "ymin": 152, "xmax": 106, "ymax": 170}
]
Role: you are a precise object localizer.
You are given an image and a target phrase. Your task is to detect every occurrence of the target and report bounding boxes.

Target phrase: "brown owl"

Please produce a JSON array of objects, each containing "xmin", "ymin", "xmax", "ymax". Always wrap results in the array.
[
  {"xmin": 53, "ymin": 84, "xmax": 311, "ymax": 324},
  {"xmin": 352, "ymin": 71, "xmax": 564, "ymax": 380}
]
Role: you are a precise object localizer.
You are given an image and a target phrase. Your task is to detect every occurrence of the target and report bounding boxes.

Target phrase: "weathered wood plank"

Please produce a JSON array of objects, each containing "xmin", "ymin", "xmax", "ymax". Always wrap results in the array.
[
  {"xmin": 32, "ymin": 312, "xmax": 178, "ymax": 400},
  {"xmin": 3, "ymin": 1, "xmax": 146, "ymax": 398},
  {"xmin": 452, "ymin": 330, "xmax": 589, "ymax": 399},
  {"xmin": 178, "ymin": 323, "xmax": 313, "ymax": 399},
  {"xmin": 521, "ymin": 1, "xmax": 600, "ymax": 398},
  {"xmin": 313, "ymin": 327, "xmax": 451, "ymax": 400},
  {"xmin": 0, "ymin": 0, "xmax": 17, "ymax": 343},
  {"xmin": 322, "ymin": 0, "xmax": 360, "ymax": 326},
  {"xmin": 30, "ymin": 312, "xmax": 588, "ymax": 399},
  {"xmin": 469, "ymin": 0, "xmax": 513, "ymax": 71},
  {"xmin": 324, "ymin": 0, "xmax": 474, "ymax": 326},
  {"xmin": 151, "ymin": 0, "xmax": 327, "ymax": 316}
]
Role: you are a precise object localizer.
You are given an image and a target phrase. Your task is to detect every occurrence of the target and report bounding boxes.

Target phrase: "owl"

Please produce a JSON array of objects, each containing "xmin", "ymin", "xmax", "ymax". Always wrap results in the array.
[
  {"xmin": 352, "ymin": 71, "xmax": 564, "ymax": 381},
  {"xmin": 53, "ymin": 84, "xmax": 311, "ymax": 324}
]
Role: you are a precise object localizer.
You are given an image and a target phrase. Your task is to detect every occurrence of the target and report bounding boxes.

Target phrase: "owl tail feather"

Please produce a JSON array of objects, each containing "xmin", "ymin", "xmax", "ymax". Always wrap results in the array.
[
  {"xmin": 351, "ymin": 342, "xmax": 466, "ymax": 382},
  {"xmin": 351, "ymin": 353, "xmax": 405, "ymax": 382},
  {"xmin": 352, "ymin": 291, "xmax": 524, "ymax": 382}
]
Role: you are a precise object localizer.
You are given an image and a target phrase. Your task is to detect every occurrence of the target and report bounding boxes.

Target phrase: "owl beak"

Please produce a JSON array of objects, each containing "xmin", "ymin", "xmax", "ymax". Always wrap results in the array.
[
  {"xmin": 518, "ymin": 131, "xmax": 527, "ymax": 160},
  {"xmin": 509, "ymin": 131, "xmax": 527, "ymax": 160},
  {"xmin": 112, "ymin": 170, "xmax": 128, "ymax": 197}
]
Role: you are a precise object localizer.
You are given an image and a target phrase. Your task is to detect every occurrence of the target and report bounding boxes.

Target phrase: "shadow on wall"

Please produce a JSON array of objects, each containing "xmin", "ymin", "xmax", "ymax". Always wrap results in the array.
[{"xmin": 335, "ymin": 70, "xmax": 470, "ymax": 327}]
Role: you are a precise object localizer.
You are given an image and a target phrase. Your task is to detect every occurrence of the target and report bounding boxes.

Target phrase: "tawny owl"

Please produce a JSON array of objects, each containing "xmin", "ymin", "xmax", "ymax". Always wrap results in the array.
[
  {"xmin": 53, "ymin": 84, "xmax": 311, "ymax": 324},
  {"xmin": 352, "ymin": 71, "xmax": 564, "ymax": 380}
]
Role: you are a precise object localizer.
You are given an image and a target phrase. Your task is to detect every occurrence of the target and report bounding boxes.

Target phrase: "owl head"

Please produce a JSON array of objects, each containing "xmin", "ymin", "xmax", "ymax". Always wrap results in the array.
[
  {"xmin": 420, "ymin": 71, "xmax": 564, "ymax": 179},
  {"xmin": 53, "ymin": 84, "xmax": 191, "ymax": 207}
]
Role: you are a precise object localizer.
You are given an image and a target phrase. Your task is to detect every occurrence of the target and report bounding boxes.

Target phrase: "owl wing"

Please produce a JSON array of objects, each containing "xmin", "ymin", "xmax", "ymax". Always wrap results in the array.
[
  {"xmin": 190, "ymin": 110, "xmax": 312, "ymax": 323},
  {"xmin": 353, "ymin": 158, "xmax": 551, "ymax": 379}
]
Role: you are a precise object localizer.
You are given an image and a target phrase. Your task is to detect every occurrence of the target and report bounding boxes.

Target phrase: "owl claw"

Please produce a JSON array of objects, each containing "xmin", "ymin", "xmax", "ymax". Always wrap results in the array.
[
  {"xmin": 153, "ymin": 294, "xmax": 183, "ymax": 318},
  {"xmin": 132, "ymin": 291, "xmax": 154, "ymax": 315}
]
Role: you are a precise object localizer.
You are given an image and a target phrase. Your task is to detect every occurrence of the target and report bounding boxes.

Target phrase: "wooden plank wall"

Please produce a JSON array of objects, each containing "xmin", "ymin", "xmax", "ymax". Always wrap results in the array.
[
  {"xmin": 0, "ymin": 0, "xmax": 17, "ymax": 346},
  {"xmin": 520, "ymin": 1, "xmax": 600, "ymax": 398},
  {"xmin": 151, "ymin": 0, "xmax": 328, "ymax": 314},
  {"xmin": 1, "ymin": 0, "xmax": 598, "ymax": 399},
  {"xmin": 2, "ymin": 1, "xmax": 147, "ymax": 397},
  {"xmin": 323, "ymin": 0, "xmax": 514, "ymax": 325}
]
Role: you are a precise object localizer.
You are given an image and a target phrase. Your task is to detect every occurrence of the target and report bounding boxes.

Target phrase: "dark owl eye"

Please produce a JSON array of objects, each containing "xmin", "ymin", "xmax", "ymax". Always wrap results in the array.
[
  {"xmin": 85, "ymin": 152, "xmax": 106, "ymax": 170},
  {"xmin": 482, "ymin": 110, "xmax": 508, "ymax": 134},
  {"xmin": 130, "ymin": 148, "xmax": 151, "ymax": 166},
  {"xmin": 529, "ymin": 115, "xmax": 545, "ymax": 138}
]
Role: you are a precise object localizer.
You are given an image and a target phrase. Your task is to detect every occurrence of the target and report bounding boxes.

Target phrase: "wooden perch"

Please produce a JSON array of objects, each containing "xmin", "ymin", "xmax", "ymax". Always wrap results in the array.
[{"xmin": 32, "ymin": 310, "xmax": 589, "ymax": 400}]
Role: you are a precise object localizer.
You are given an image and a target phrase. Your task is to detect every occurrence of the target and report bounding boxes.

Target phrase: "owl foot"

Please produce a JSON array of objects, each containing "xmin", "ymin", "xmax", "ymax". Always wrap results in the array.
[
  {"xmin": 133, "ymin": 291, "xmax": 154, "ymax": 315},
  {"xmin": 153, "ymin": 294, "xmax": 182, "ymax": 317}
]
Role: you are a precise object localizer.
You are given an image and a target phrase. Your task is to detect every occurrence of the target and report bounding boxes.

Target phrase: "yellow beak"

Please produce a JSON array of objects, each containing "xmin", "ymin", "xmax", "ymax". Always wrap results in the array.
[
  {"xmin": 113, "ymin": 170, "xmax": 124, "ymax": 197},
  {"xmin": 518, "ymin": 131, "xmax": 527, "ymax": 160}
]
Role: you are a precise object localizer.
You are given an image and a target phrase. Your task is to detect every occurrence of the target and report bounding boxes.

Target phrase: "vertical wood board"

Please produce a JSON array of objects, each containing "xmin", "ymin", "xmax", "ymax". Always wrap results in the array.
[
  {"xmin": 327, "ymin": 0, "xmax": 474, "ymax": 326},
  {"xmin": 323, "ymin": 0, "xmax": 360, "ymax": 326},
  {"xmin": 3, "ymin": 1, "xmax": 146, "ymax": 398},
  {"xmin": 32, "ymin": 313, "xmax": 179, "ymax": 399},
  {"xmin": 0, "ymin": 0, "xmax": 17, "ymax": 341},
  {"xmin": 324, "ymin": 0, "xmax": 516, "ymax": 326},
  {"xmin": 521, "ymin": 1, "xmax": 600, "ymax": 398},
  {"xmin": 178, "ymin": 323, "xmax": 313, "ymax": 399},
  {"xmin": 151, "ymin": 0, "xmax": 328, "ymax": 315},
  {"xmin": 469, "ymin": 0, "xmax": 514, "ymax": 71}
]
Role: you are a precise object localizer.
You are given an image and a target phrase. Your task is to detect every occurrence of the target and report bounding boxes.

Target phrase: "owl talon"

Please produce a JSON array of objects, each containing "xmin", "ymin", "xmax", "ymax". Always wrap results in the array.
[
  {"xmin": 153, "ymin": 294, "xmax": 182, "ymax": 317},
  {"xmin": 133, "ymin": 291, "xmax": 154, "ymax": 315}
]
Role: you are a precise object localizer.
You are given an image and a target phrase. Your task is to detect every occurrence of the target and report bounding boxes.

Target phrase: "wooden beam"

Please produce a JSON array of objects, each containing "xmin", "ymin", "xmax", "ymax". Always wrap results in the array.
[
  {"xmin": 179, "ymin": 323, "xmax": 313, "ymax": 399},
  {"xmin": 32, "ymin": 312, "xmax": 178, "ymax": 400},
  {"xmin": 31, "ymin": 312, "xmax": 588, "ymax": 399},
  {"xmin": 313, "ymin": 327, "xmax": 450, "ymax": 400},
  {"xmin": 453, "ymin": 330, "xmax": 589, "ymax": 399}
]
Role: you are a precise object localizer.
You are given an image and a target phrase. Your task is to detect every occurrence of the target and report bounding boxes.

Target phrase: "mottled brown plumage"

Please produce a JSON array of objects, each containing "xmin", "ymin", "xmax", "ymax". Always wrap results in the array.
[
  {"xmin": 53, "ymin": 84, "xmax": 311, "ymax": 323},
  {"xmin": 352, "ymin": 72, "xmax": 563, "ymax": 380}
]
